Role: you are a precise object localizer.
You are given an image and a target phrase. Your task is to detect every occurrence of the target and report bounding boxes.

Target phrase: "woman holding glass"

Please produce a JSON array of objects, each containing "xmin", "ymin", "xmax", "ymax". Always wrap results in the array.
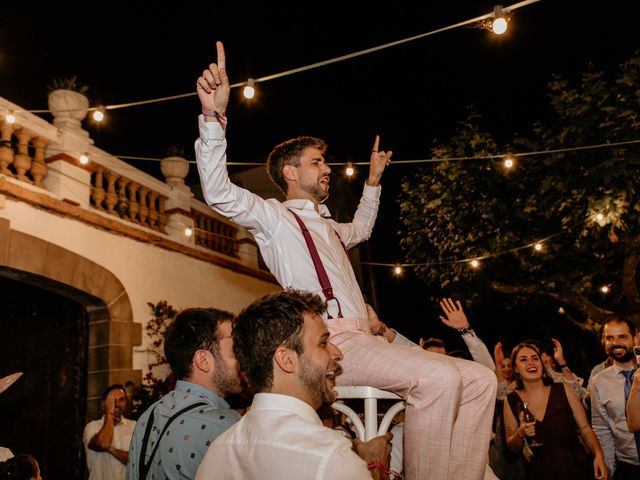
[{"xmin": 503, "ymin": 341, "xmax": 608, "ymax": 479}]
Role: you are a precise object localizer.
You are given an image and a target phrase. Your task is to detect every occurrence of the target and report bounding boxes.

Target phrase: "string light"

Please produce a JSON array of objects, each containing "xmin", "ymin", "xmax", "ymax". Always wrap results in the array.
[
  {"xmin": 470, "ymin": 259, "xmax": 480, "ymax": 268},
  {"xmin": 6, "ymin": 112, "xmax": 16, "ymax": 124},
  {"xmin": 595, "ymin": 213, "xmax": 604, "ymax": 221},
  {"xmin": 92, "ymin": 107, "xmax": 105, "ymax": 122},
  {"xmin": 393, "ymin": 265, "xmax": 403, "ymax": 275},
  {"xmin": 503, "ymin": 156, "xmax": 515, "ymax": 169},
  {"xmin": 492, "ymin": 5, "xmax": 508, "ymax": 34},
  {"xmin": 600, "ymin": 285, "xmax": 610, "ymax": 293},
  {"xmin": 243, "ymin": 79, "xmax": 256, "ymax": 99},
  {"xmin": 23, "ymin": 1, "xmax": 540, "ymax": 115},
  {"xmin": 533, "ymin": 242, "xmax": 542, "ymax": 251},
  {"xmin": 558, "ymin": 307, "xmax": 565, "ymax": 314},
  {"xmin": 184, "ymin": 227, "xmax": 194, "ymax": 237},
  {"xmin": 345, "ymin": 162, "xmax": 355, "ymax": 177},
  {"xmin": 79, "ymin": 153, "xmax": 89, "ymax": 165}
]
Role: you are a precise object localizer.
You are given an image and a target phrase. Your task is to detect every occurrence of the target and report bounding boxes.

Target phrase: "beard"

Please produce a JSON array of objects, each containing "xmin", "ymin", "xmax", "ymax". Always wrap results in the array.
[
  {"xmin": 298, "ymin": 356, "xmax": 341, "ymax": 406},
  {"xmin": 213, "ymin": 357, "xmax": 244, "ymax": 397},
  {"xmin": 607, "ymin": 344, "xmax": 635, "ymax": 363},
  {"xmin": 300, "ymin": 176, "xmax": 329, "ymax": 202}
]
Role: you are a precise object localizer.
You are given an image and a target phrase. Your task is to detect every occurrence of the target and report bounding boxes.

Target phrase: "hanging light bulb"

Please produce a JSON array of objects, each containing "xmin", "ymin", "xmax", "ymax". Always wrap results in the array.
[
  {"xmin": 6, "ymin": 112, "xmax": 16, "ymax": 124},
  {"xmin": 492, "ymin": 5, "xmax": 508, "ymax": 35},
  {"xmin": 470, "ymin": 259, "xmax": 479, "ymax": 268},
  {"xmin": 600, "ymin": 285, "xmax": 609, "ymax": 294},
  {"xmin": 595, "ymin": 213, "xmax": 604, "ymax": 221},
  {"xmin": 503, "ymin": 156, "xmax": 515, "ymax": 169},
  {"xmin": 79, "ymin": 153, "xmax": 90, "ymax": 165},
  {"xmin": 534, "ymin": 242, "xmax": 543, "ymax": 252},
  {"xmin": 558, "ymin": 307, "xmax": 565, "ymax": 314},
  {"xmin": 345, "ymin": 162, "xmax": 354, "ymax": 177},
  {"xmin": 393, "ymin": 265, "xmax": 403, "ymax": 275},
  {"xmin": 93, "ymin": 107, "xmax": 105, "ymax": 122},
  {"xmin": 243, "ymin": 78, "xmax": 256, "ymax": 99},
  {"xmin": 184, "ymin": 227, "xmax": 194, "ymax": 237}
]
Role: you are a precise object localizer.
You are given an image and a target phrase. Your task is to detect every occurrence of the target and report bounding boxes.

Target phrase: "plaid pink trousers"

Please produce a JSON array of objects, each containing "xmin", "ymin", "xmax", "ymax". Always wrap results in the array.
[{"xmin": 328, "ymin": 318, "xmax": 497, "ymax": 480}]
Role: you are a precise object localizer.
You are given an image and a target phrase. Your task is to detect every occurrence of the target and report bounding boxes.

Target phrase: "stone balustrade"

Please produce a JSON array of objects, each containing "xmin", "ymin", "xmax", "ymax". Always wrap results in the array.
[{"xmin": 0, "ymin": 99, "xmax": 260, "ymax": 266}]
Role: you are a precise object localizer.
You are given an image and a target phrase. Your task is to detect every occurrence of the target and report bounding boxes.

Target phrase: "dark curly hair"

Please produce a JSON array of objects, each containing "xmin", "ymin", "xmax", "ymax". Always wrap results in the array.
[
  {"xmin": 0, "ymin": 454, "xmax": 39, "ymax": 480},
  {"xmin": 164, "ymin": 308, "xmax": 234, "ymax": 380},
  {"xmin": 266, "ymin": 136, "xmax": 327, "ymax": 195},
  {"xmin": 233, "ymin": 289, "xmax": 326, "ymax": 393}
]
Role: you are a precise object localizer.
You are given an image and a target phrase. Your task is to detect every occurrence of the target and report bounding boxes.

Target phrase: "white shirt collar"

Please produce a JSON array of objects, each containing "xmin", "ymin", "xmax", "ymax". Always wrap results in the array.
[
  {"xmin": 251, "ymin": 392, "xmax": 322, "ymax": 425},
  {"xmin": 282, "ymin": 199, "xmax": 332, "ymax": 218}
]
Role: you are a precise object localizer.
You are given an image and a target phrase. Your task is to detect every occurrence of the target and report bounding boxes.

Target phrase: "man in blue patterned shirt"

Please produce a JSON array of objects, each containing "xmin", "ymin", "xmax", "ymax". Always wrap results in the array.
[{"xmin": 126, "ymin": 308, "xmax": 243, "ymax": 480}]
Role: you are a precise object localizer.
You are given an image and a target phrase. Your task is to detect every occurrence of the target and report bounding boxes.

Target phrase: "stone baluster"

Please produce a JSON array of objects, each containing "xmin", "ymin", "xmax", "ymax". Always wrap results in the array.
[
  {"xmin": 0, "ymin": 121, "xmax": 15, "ymax": 176},
  {"xmin": 148, "ymin": 191, "xmax": 159, "ymax": 228},
  {"xmin": 30, "ymin": 137, "xmax": 49, "ymax": 187},
  {"xmin": 105, "ymin": 171, "xmax": 119, "ymax": 214},
  {"xmin": 195, "ymin": 214, "xmax": 205, "ymax": 246},
  {"xmin": 116, "ymin": 177, "xmax": 130, "ymax": 218},
  {"xmin": 13, "ymin": 128, "xmax": 33, "ymax": 182},
  {"xmin": 127, "ymin": 182, "xmax": 140, "ymax": 222},
  {"xmin": 91, "ymin": 166, "xmax": 106, "ymax": 210},
  {"xmin": 138, "ymin": 187, "xmax": 150, "ymax": 226},
  {"xmin": 158, "ymin": 196, "xmax": 167, "ymax": 233}
]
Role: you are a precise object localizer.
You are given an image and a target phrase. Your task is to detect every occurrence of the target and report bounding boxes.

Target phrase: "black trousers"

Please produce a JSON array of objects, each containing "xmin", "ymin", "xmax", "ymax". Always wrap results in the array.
[{"xmin": 612, "ymin": 461, "xmax": 640, "ymax": 480}]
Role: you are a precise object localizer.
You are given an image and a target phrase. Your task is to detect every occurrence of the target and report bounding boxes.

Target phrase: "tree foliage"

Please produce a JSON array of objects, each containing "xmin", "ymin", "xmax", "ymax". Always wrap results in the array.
[{"xmin": 398, "ymin": 54, "xmax": 640, "ymax": 329}]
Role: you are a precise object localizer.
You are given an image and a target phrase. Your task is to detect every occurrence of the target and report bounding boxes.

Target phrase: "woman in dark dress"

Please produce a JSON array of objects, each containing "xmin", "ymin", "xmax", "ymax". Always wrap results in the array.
[{"xmin": 503, "ymin": 342, "xmax": 607, "ymax": 480}]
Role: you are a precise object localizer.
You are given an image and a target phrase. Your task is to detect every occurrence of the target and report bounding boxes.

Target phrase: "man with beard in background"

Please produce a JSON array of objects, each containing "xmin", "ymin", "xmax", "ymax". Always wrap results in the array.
[{"xmin": 590, "ymin": 317, "xmax": 640, "ymax": 479}]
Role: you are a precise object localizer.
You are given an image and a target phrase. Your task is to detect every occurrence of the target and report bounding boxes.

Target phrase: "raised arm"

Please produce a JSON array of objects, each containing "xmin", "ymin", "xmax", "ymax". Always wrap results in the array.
[
  {"xmin": 194, "ymin": 42, "xmax": 280, "ymax": 239},
  {"xmin": 439, "ymin": 298, "xmax": 494, "ymax": 371}
]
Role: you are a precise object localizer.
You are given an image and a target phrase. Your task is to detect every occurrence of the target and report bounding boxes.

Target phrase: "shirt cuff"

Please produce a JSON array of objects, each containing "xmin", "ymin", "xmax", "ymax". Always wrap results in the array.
[
  {"xmin": 362, "ymin": 182, "xmax": 381, "ymax": 199},
  {"xmin": 198, "ymin": 115, "xmax": 225, "ymax": 141}
]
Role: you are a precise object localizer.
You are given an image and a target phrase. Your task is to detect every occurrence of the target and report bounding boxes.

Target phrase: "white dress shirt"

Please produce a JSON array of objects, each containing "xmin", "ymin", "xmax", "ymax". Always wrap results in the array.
[
  {"xmin": 590, "ymin": 363, "xmax": 640, "ymax": 475},
  {"xmin": 83, "ymin": 416, "xmax": 135, "ymax": 480},
  {"xmin": 195, "ymin": 118, "xmax": 379, "ymax": 321},
  {"xmin": 195, "ymin": 393, "xmax": 372, "ymax": 480}
]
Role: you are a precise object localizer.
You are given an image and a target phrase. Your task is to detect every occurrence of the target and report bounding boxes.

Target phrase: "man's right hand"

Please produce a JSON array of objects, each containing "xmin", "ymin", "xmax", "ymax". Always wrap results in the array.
[
  {"xmin": 355, "ymin": 432, "xmax": 393, "ymax": 479},
  {"xmin": 196, "ymin": 41, "xmax": 230, "ymax": 121}
]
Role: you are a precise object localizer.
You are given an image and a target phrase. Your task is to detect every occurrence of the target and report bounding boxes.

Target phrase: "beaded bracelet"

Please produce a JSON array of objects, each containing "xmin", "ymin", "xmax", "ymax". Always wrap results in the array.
[{"xmin": 201, "ymin": 107, "xmax": 228, "ymax": 125}]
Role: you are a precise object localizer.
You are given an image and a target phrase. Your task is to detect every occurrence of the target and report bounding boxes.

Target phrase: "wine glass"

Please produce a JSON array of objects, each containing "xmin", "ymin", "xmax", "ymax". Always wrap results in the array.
[{"xmin": 519, "ymin": 401, "xmax": 543, "ymax": 447}]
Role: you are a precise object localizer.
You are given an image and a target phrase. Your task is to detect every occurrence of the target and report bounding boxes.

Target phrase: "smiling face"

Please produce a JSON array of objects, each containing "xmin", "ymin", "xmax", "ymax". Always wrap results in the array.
[
  {"xmin": 514, "ymin": 346, "xmax": 543, "ymax": 383},
  {"xmin": 603, "ymin": 320, "xmax": 636, "ymax": 365},
  {"xmin": 294, "ymin": 147, "xmax": 331, "ymax": 202},
  {"xmin": 297, "ymin": 312, "xmax": 343, "ymax": 408}
]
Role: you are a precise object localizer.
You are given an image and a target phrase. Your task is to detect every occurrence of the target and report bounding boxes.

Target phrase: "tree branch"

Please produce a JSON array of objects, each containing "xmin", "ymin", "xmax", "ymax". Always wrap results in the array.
[
  {"xmin": 622, "ymin": 234, "xmax": 640, "ymax": 311},
  {"xmin": 490, "ymin": 281, "xmax": 615, "ymax": 324}
]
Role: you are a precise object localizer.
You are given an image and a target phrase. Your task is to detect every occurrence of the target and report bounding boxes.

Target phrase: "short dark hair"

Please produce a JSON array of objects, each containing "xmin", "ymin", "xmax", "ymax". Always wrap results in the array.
[
  {"xmin": 422, "ymin": 337, "xmax": 446, "ymax": 350},
  {"xmin": 510, "ymin": 342, "xmax": 553, "ymax": 389},
  {"xmin": 266, "ymin": 136, "xmax": 327, "ymax": 194},
  {"xmin": 164, "ymin": 308, "xmax": 234, "ymax": 380},
  {"xmin": 233, "ymin": 289, "xmax": 326, "ymax": 393},
  {"xmin": 101, "ymin": 384, "xmax": 126, "ymax": 401},
  {"xmin": 0, "ymin": 454, "xmax": 39, "ymax": 480},
  {"xmin": 600, "ymin": 316, "xmax": 637, "ymax": 338}
]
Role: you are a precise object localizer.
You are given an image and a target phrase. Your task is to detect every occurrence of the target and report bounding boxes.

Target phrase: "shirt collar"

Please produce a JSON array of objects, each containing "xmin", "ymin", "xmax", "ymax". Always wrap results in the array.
[
  {"xmin": 283, "ymin": 199, "xmax": 332, "ymax": 218},
  {"xmin": 175, "ymin": 380, "xmax": 231, "ymax": 409},
  {"xmin": 611, "ymin": 362, "xmax": 635, "ymax": 375},
  {"xmin": 251, "ymin": 393, "xmax": 322, "ymax": 425}
]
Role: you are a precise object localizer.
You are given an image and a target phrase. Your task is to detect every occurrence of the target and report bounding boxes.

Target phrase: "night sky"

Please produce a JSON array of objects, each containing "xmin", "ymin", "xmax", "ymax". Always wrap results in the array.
[{"xmin": 2, "ymin": 1, "xmax": 638, "ymax": 365}]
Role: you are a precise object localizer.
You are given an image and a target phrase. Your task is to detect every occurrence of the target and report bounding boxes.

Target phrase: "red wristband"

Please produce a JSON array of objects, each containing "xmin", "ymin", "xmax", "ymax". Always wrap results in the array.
[{"xmin": 367, "ymin": 461, "xmax": 390, "ymax": 475}]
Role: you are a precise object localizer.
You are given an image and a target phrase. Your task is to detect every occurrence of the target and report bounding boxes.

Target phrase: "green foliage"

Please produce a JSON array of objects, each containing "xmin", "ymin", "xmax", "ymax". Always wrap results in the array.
[
  {"xmin": 398, "ymin": 54, "xmax": 640, "ymax": 321},
  {"xmin": 47, "ymin": 75, "xmax": 89, "ymax": 95}
]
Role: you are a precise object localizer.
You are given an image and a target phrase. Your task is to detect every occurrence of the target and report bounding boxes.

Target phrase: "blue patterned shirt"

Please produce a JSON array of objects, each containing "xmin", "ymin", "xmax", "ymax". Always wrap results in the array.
[{"xmin": 125, "ymin": 380, "xmax": 240, "ymax": 480}]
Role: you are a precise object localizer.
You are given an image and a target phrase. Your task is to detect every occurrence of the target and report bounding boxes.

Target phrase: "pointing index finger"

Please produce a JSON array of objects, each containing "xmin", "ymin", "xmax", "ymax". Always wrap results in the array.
[
  {"xmin": 372, "ymin": 135, "xmax": 380, "ymax": 152},
  {"xmin": 216, "ymin": 41, "xmax": 226, "ymax": 70}
]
